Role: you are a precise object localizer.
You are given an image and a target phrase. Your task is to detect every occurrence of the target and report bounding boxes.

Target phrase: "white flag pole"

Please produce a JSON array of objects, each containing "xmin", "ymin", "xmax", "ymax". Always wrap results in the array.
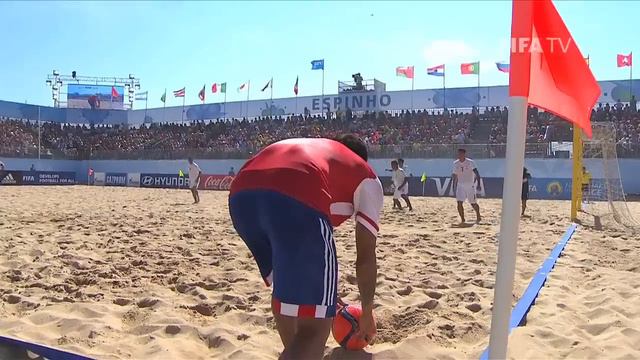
[{"xmin": 487, "ymin": 95, "xmax": 528, "ymax": 359}]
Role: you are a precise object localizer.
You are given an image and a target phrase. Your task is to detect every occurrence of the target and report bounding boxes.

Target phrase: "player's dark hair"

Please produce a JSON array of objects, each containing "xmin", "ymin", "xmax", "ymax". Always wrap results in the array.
[
  {"xmin": 334, "ymin": 134, "xmax": 368, "ymax": 161},
  {"xmin": 398, "ymin": 158, "xmax": 404, "ymax": 163},
  {"xmin": 458, "ymin": 148, "xmax": 466, "ymax": 154},
  {"xmin": 391, "ymin": 160, "xmax": 398, "ymax": 166}
]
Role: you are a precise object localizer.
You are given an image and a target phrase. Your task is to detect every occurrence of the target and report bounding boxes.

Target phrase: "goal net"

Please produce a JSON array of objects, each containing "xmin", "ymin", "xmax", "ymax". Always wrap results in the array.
[{"xmin": 581, "ymin": 122, "xmax": 639, "ymax": 231}]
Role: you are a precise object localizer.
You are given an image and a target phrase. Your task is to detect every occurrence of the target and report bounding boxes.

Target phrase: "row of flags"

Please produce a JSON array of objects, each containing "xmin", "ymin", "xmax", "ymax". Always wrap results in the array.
[
  {"xmin": 395, "ymin": 53, "xmax": 633, "ymax": 79},
  {"xmin": 150, "ymin": 53, "xmax": 632, "ymax": 104}
]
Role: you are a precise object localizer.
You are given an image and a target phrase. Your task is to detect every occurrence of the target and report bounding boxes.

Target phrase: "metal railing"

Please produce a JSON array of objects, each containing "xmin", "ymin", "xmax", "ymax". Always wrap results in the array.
[{"xmin": 4, "ymin": 143, "xmax": 640, "ymax": 161}]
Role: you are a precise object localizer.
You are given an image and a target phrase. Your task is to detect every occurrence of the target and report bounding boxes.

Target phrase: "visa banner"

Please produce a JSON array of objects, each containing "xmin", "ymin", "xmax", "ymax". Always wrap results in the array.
[
  {"xmin": 105, "ymin": 172, "xmax": 127, "ymax": 187},
  {"xmin": 140, "ymin": 173, "xmax": 191, "ymax": 189}
]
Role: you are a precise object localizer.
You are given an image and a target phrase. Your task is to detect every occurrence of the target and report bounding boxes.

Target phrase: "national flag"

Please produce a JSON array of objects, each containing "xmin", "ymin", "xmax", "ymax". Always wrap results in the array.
[
  {"xmin": 160, "ymin": 90, "xmax": 166, "ymax": 103},
  {"xmin": 198, "ymin": 85, "xmax": 205, "ymax": 102},
  {"xmin": 211, "ymin": 83, "xmax": 217, "ymax": 93},
  {"xmin": 461, "ymin": 61, "xmax": 480, "ymax": 75},
  {"xmin": 617, "ymin": 53, "xmax": 632, "ymax": 67},
  {"xmin": 261, "ymin": 78, "xmax": 273, "ymax": 92},
  {"xmin": 220, "ymin": 83, "xmax": 227, "ymax": 93},
  {"xmin": 212, "ymin": 82, "xmax": 227, "ymax": 94},
  {"xmin": 396, "ymin": 66, "xmax": 415, "ymax": 79},
  {"xmin": 111, "ymin": 86, "xmax": 120, "ymax": 98},
  {"xmin": 294, "ymin": 76, "xmax": 299, "ymax": 95},
  {"xmin": 135, "ymin": 91, "xmax": 148, "ymax": 101},
  {"xmin": 510, "ymin": 0, "xmax": 600, "ymax": 138},
  {"xmin": 427, "ymin": 64, "xmax": 445, "ymax": 77},
  {"xmin": 178, "ymin": 170, "xmax": 184, "ymax": 177},
  {"xmin": 311, "ymin": 59, "xmax": 325, "ymax": 70},
  {"xmin": 173, "ymin": 87, "xmax": 185, "ymax": 98},
  {"xmin": 237, "ymin": 83, "xmax": 247, "ymax": 92},
  {"xmin": 496, "ymin": 62, "xmax": 510, "ymax": 73},
  {"xmin": 421, "ymin": 172, "xmax": 427, "ymax": 183}
]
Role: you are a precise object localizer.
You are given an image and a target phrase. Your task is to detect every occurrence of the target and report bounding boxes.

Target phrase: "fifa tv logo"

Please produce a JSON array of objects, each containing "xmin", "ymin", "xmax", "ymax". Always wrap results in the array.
[{"xmin": 511, "ymin": 37, "xmax": 572, "ymax": 54}]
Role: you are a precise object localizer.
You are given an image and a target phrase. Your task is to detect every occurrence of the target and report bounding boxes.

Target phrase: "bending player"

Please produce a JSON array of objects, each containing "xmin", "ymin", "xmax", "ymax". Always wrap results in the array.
[
  {"xmin": 188, "ymin": 158, "xmax": 202, "ymax": 204},
  {"xmin": 229, "ymin": 135, "xmax": 383, "ymax": 360},
  {"xmin": 452, "ymin": 148, "xmax": 481, "ymax": 223}
]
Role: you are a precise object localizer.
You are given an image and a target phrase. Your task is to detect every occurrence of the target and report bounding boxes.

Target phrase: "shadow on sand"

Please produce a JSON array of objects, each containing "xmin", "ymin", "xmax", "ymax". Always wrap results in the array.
[{"xmin": 325, "ymin": 347, "xmax": 374, "ymax": 360}]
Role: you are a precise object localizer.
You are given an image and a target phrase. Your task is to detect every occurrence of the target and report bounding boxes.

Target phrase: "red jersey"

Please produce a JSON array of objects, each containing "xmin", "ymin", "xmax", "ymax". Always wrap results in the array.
[{"xmin": 230, "ymin": 138, "xmax": 383, "ymax": 236}]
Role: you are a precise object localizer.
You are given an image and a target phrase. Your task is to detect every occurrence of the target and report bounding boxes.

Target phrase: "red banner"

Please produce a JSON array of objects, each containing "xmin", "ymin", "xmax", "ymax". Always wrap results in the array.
[{"xmin": 199, "ymin": 175, "xmax": 234, "ymax": 190}]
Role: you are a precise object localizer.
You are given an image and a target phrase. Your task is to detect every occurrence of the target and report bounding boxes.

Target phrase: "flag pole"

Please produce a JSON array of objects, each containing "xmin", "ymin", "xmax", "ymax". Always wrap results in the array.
[
  {"xmin": 224, "ymin": 87, "xmax": 227, "ymax": 119},
  {"xmin": 181, "ymin": 89, "xmax": 185, "ymax": 123},
  {"xmin": 487, "ymin": 96, "xmax": 528, "ymax": 359},
  {"xmin": 37, "ymin": 106, "xmax": 41, "ymax": 160},
  {"xmin": 247, "ymin": 80, "xmax": 251, "ymax": 118},
  {"xmin": 270, "ymin": 78, "xmax": 274, "ymax": 117},
  {"xmin": 411, "ymin": 75, "xmax": 415, "ymax": 110},
  {"xmin": 629, "ymin": 52, "xmax": 633, "ymax": 100},
  {"xmin": 322, "ymin": 67, "xmax": 325, "ymax": 119},
  {"xmin": 144, "ymin": 96, "xmax": 148, "ymax": 123},
  {"xmin": 478, "ymin": 70, "xmax": 481, "ymax": 109},
  {"xmin": 163, "ymin": 88, "xmax": 166, "ymax": 124},
  {"xmin": 443, "ymin": 67, "xmax": 447, "ymax": 110}
]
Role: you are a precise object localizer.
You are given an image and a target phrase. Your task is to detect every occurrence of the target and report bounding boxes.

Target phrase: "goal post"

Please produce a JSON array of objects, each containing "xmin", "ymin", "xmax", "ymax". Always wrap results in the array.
[{"xmin": 570, "ymin": 125, "xmax": 583, "ymax": 221}]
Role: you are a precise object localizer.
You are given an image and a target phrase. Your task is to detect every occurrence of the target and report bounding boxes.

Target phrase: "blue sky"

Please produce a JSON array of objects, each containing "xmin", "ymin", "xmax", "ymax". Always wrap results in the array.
[{"xmin": 0, "ymin": 1, "xmax": 636, "ymax": 109}]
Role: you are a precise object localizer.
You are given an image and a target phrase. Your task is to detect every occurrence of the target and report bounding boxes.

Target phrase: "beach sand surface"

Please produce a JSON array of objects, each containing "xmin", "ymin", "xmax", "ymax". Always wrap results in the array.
[{"xmin": 0, "ymin": 186, "xmax": 637, "ymax": 359}]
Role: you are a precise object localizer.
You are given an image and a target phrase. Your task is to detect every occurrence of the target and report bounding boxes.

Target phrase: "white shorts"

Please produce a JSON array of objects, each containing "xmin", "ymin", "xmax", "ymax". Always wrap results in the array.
[
  {"xmin": 190, "ymin": 179, "xmax": 199, "ymax": 189},
  {"xmin": 393, "ymin": 185, "xmax": 408, "ymax": 199},
  {"xmin": 456, "ymin": 184, "xmax": 477, "ymax": 204}
]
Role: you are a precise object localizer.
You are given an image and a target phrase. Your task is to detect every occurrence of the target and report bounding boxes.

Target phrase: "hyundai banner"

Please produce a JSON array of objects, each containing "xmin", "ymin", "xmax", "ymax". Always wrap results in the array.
[{"xmin": 140, "ymin": 173, "xmax": 191, "ymax": 189}]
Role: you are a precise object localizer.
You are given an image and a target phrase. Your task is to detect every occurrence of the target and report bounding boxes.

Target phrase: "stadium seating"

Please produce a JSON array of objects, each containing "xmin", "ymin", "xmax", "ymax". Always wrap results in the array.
[{"xmin": 0, "ymin": 105, "xmax": 638, "ymax": 160}]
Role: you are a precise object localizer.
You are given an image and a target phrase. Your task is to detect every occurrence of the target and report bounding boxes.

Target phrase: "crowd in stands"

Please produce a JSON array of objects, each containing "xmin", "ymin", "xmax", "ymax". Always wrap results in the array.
[{"xmin": 0, "ymin": 100, "xmax": 638, "ymax": 160}]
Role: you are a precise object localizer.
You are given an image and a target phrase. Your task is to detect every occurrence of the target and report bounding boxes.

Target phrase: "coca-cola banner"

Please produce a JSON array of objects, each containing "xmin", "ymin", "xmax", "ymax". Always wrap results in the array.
[{"xmin": 199, "ymin": 175, "xmax": 234, "ymax": 190}]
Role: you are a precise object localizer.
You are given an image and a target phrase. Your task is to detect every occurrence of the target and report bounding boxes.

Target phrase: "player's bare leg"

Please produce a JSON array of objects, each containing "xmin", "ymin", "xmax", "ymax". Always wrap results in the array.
[
  {"xmin": 191, "ymin": 188, "xmax": 199, "ymax": 204},
  {"xmin": 401, "ymin": 194, "xmax": 413, "ymax": 211},
  {"xmin": 393, "ymin": 198, "xmax": 403, "ymax": 210},
  {"xmin": 457, "ymin": 201, "xmax": 465, "ymax": 223},
  {"xmin": 472, "ymin": 203, "xmax": 481, "ymax": 223},
  {"xmin": 275, "ymin": 311, "xmax": 332, "ymax": 360},
  {"xmin": 521, "ymin": 200, "xmax": 527, "ymax": 216}
]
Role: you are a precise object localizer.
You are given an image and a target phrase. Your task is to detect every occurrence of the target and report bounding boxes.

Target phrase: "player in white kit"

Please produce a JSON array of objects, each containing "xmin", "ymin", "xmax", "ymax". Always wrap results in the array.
[
  {"xmin": 188, "ymin": 158, "xmax": 202, "ymax": 204},
  {"xmin": 452, "ymin": 149, "xmax": 481, "ymax": 223}
]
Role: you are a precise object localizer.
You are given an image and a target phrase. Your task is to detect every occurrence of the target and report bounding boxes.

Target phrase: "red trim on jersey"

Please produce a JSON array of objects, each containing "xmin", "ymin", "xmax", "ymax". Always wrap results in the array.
[{"xmin": 356, "ymin": 211, "xmax": 379, "ymax": 231}]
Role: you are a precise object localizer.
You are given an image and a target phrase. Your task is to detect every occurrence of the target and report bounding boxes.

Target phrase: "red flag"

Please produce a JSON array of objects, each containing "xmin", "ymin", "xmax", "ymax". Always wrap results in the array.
[
  {"xmin": 617, "ymin": 53, "xmax": 632, "ymax": 67},
  {"xmin": 111, "ymin": 86, "xmax": 120, "ymax": 98},
  {"xmin": 510, "ymin": 0, "xmax": 600, "ymax": 138},
  {"xmin": 198, "ymin": 85, "xmax": 205, "ymax": 102},
  {"xmin": 212, "ymin": 83, "xmax": 217, "ymax": 93},
  {"xmin": 395, "ymin": 66, "xmax": 415, "ymax": 79},
  {"xmin": 294, "ymin": 76, "xmax": 299, "ymax": 95}
]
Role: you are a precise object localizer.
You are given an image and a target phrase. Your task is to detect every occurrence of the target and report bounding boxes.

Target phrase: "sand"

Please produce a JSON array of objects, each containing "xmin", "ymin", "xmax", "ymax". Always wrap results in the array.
[{"xmin": 0, "ymin": 186, "xmax": 638, "ymax": 359}]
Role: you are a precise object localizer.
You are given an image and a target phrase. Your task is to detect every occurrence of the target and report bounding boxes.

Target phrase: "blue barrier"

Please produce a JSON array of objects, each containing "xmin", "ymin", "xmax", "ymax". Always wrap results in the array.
[
  {"xmin": 0, "ymin": 335, "xmax": 93, "ymax": 360},
  {"xmin": 480, "ymin": 223, "xmax": 578, "ymax": 360}
]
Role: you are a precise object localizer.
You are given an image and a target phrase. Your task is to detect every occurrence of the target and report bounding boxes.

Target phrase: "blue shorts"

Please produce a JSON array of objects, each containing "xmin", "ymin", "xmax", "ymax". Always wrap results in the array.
[{"xmin": 229, "ymin": 190, "xmax": 338, "ymax": 318}]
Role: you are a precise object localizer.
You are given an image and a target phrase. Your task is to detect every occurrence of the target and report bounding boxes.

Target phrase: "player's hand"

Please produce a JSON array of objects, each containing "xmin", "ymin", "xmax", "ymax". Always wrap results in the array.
[
  {"xmin": 336, "ymin": 297, "xmax": 346, "ymax": 309},
  {"xmin": 356, "ymin": 308, "xmax": 377, "ymax": 345}
]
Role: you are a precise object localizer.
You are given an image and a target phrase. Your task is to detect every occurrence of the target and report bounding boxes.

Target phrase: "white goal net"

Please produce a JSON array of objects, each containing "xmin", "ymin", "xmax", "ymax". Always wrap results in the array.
[{"xmin": 582, "ymin": 122, "xmax": 639, "ymax": 231}]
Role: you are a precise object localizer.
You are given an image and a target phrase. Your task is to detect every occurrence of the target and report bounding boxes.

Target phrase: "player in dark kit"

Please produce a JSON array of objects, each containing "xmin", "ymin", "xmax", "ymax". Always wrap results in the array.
[
  {"xmin": 522, "ymin": 167, "xmax": 532, "ymax": 216},
  {"xmin": 229, "ymin": 135, "xmax": 383, "ymax": 360}
]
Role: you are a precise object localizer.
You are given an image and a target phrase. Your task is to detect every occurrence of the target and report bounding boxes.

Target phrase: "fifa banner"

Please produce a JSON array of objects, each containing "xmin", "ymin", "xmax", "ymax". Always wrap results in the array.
[
  {"xmin": 198, "ymin": 175, "xmax": 234, "ymax": 190},
  {"xmin": 378, "ymin": 176, "xmax": 574, "ymax": 200},
  {"xmin": 0, "ymin": 171, "xmax": 75, "ymax": 185},
  {"xmin": 140, "ymin": 173, "xmax": 191, "ymax": 189},
  {"xmin": 104, "ymin": 172, "xmax": 127, "ymax": 187}
]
